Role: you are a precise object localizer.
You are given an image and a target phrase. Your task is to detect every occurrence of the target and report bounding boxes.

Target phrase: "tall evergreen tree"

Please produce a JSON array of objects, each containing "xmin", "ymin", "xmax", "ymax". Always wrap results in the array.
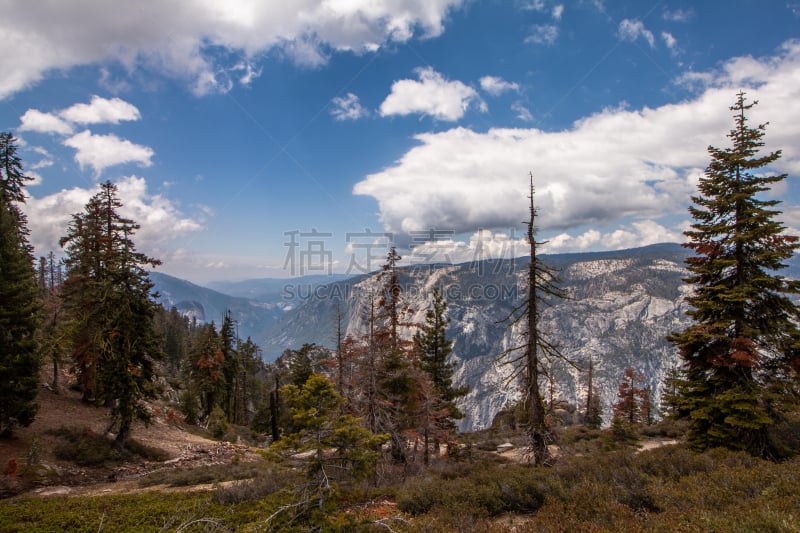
[
  {"xmin": 413, "ymin": 286, "xmax": 468, "ymax": 460},
  {"xmin": 584, "ymin": 356, "xmax": 603, "ymax": 429},
  {"xmin": 60, "ymin": 192, "xmax": 108, "ymax": 400},
  {"xmin": 60, "ymin": 181, "xmax": 162, "ymax": 447},
  {"xmin": 190, "ymin": 322, "xmax": 226, "ymax": 419},
  {"xmin": 612, "ymin": 367, "xmax": 651, "ymax": 426},
  {"xmin": 659, "ymin": 365, "xmax": 683, "ymax": 419},
  {"xmin": 37, "ymin": 252, "xmax": 65, "ymax": 393},
  {"xmin": 504, "ymin": 174, "xmax": 569, "ymax": 465},
  {"xmin": 0, "ymin": 132, "xmax": 41, "ymax": 436},
  {"xmin": 219, "ymin": 311, "xmax": 240, "ymax": 421},
  {"xmin": 374, "ymin": 247, "xmax": 417, "ymax": 464},
  {"xmin": 669, "ymin": 93, "xmax": 800, "ymax": 458}
]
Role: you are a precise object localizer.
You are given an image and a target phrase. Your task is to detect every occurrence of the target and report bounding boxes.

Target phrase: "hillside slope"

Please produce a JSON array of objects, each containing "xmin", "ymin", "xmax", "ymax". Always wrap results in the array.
[{"xmin": 263, "ymin": 243, "xmax": 694, "ymax": 430}]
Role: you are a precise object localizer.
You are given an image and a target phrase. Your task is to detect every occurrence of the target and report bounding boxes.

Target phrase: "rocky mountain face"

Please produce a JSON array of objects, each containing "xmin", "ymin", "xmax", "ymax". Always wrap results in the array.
[
  {"xmin": 149, "ymin": 272, "xmax": 284, "ymax": 343},
  {"xmin": 261, "ymin": 243, "xmax": 695, "ymax": 431},
  {"xmin": 154, "ymin": 244, "xmax": 799, "ymax": 432}
]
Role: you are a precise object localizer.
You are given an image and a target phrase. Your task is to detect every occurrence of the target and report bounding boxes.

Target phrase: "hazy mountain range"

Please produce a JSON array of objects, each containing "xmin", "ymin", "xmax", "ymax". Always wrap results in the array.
[{"xmin": 151, "ymin": 243, "xmax": 800, "ymax": 431}]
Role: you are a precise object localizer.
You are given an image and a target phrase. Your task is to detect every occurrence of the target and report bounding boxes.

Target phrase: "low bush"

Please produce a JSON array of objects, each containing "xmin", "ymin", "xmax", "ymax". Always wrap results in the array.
[
  {"xmin": 398, "ymin": 462, "xmax": 548, "ymax": 519},
  {"xmin": 138, "ymin": 461, "xmax": 276, "ymax": 488},
  {"xmin": 212, "ymin": 464, "xmax": 296, "ymax": 504},
  {"xmin": 639, "ymin": 418, "xmax": 689, "ymax": 439},
  {"xmin": 46, "ymin": 426, "xmax": 169, "ymax": 467}
]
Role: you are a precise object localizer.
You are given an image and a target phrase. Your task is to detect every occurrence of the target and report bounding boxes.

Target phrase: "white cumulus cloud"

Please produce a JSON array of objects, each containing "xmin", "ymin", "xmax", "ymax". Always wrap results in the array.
[
  {"xmin": 662, "ymin": 31, "xmax": 677, "ymax": 51},
  {"xmin": 63, "ymin": 130, "xmax": 154, "ymax": 175},
  {"xmin": 0, "ymin": 0, "xmax": 465, "ymax": 99},
  {"xmin": 19, "ymin": 109, "xmax": 73, "ymax": 135},
  {"xmin": 354, "ymin": 41, "xmax": 800, "ymax": 251},
  {"xmin": 331, "ymin": 93, "xmax": 369, "ymax": 121},
  {"xmin": 526, "ymin": 24, "xmax": 559, "ymax": 46},
  {"xmin": 618, "ymin": 19, "xmax": 655, "ymax": 48},
  {"xmin": 663, "ymin": 8, "xmax": 693, "ymax": 22},
  {"xmin": 479, "ymin": 76, "xmax": 520, "ymax": 96},
  {"xmin": 512, "ymin": 102, "xmax": 534, "ymax": 121},
  {"xmin": 545, "ymin": 221, "xmax": 679, "ymax": 254},
  {"xmin": 380, "ymin": 67, "xmax": 481, "ymax": 121},
  {"xmin": 22, "ymin": 175, "xmax": 203, "ymax": 259},
  {"xmin": 60, "ymin": 95, "xmax": 141, "ymax": 125}
]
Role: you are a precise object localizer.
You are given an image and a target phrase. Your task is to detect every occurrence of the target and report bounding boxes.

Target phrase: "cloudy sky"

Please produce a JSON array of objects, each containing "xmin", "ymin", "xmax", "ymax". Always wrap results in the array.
[{"xmin": 2, "ymin": 0, "xmax": 799, "ymax": 283}]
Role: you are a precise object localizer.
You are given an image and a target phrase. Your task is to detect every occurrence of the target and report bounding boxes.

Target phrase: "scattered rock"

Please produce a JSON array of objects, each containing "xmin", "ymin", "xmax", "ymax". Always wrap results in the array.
[{"xmin": 497, "ymin": 442, "xmax": 515, "ymax": 453}]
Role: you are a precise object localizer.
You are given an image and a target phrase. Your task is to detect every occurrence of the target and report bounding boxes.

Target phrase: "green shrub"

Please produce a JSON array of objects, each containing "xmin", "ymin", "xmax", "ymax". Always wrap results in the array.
[
  {"xmin": 766, "ymin": 412, "xmax": 800, "ymax": 460},
  {"xmin": 208, "ymin": 406, "xmax": 228, "ymax": 439},
  {"xmin": 213, "ymin": 464, "xmax": 294, "ymax": 504},
  {"xmin": 398, "ymin": 462, "xmax": 547, "ymax": 519},
  {"xmin": 179, "ymin": 389, "xmax": 199, "ymax": 425},
  {"xmin": 47, "ymin": 426, "xmax": 123, "ymax": 467},
  {"xmin": 46, "ymin": 426, "xmax": 169, "ymax": 467},
  {"xmin": 639, "ymin": 417, "xmax": 689, "ymax": 439}
]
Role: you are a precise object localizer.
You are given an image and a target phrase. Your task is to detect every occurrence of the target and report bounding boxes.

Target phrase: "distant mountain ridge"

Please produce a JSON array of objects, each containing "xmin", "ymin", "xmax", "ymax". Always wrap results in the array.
[
  {"xmin": 151, "ymin": 244, "xmax": 800, "ymax": 431},
  {"xmin": 149, "ymin": 272, "xmax": 283, "ymax": 342},
  {"xmin": 149, "ymin": 272, "xmax": 356, "ymax": 346},
  {"xmin": 207, "ymin": 274, "xmax": 353, "ymax": 302}
]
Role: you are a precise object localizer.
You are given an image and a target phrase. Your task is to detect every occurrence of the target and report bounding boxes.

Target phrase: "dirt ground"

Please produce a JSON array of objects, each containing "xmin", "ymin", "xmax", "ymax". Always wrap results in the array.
[
  {"xmin": 1, "ymin": 372, "xmax": 680, "ymax": 499},
  {"xmin": 0, "ymin": 375, "xmax": 262, "ymax": 498}
]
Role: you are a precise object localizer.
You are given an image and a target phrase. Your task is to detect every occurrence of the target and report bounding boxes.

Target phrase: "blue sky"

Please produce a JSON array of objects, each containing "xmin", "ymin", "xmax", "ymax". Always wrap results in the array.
[{"xmin": 2, "ymin": 0, "xmax": 800, "ymax": 284}]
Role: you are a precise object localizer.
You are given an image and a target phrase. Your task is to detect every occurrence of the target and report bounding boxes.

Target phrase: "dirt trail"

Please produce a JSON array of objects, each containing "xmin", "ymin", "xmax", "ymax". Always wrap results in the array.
[{"xmin": 0, "ymin": 382, "xmax": 262, "ymax": 498}]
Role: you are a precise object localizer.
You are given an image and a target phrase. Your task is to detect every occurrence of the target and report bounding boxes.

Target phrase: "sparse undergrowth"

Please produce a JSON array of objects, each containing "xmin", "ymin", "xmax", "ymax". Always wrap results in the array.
[
  {"xmin": 2, "ymin": 442, "xmax": 798, "ymax": 532},
  {"xmin": 137, "ymin": 460, "xmax": 291, "ymax": 491},
  {"xmin": 400, "ymin": 445, "xmax": 800, "ymax": 532},
  {"xmin": 47, "ymin": 425, "xmax": 170, "ymax": 467}
]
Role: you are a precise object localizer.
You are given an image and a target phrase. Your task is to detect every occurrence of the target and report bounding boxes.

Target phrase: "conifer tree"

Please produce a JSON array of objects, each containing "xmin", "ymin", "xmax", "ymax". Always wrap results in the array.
[
  {"xmin": 0, "ymin": 132, "xmax": 41, "ymax": 436},
  {"xmin": 60, "ymin": 181, "xmax": 161, "ymax": 447},
  {"xmin": 220, "ymin": 311, "xmax": 240, "ymax": 421},
  {"xmin": 659, "ymin": 365, "xmax": 683, "ymax": 419},
  {"xmin": 271, "ymin": 373, "xmax": 388, "ymax": 524},
  {"xmin": 375, "ymin": 247, "xmax": 418, "ymax": 464},
  {"xmin": 669, "ymin": 93, "xmax": 800, "ymax": 458},
  {"xmin": 503, "ymin": 174, "xmax": 569, "ymax": 465},
  {"xmin": 60, "ymin": 192, "xmax": 109, "ymax": 400},
  {"xmin": 413, "ymin": 286, "xmax": 468, "ymax": 459},
  {"xmin": 584, "ymin": 356, "xmax": 603, "ymax": 429},
  {"xmin": 612, "ymin": 367, "xmax": 650, "ymax": 426},
  {"xmin": 38, "ymin": 252, "xmax": 65, "ymax": 392},
  {"xmin": 191, "ymin": 322, "xmax": 226, "ymax": 419}
]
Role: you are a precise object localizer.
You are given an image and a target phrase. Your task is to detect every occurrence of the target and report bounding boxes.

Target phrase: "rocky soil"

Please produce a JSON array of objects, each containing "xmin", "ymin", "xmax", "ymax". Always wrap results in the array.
[{"xmin": 0, "ymin": 376, "xmax": 262, "ymax": 499}]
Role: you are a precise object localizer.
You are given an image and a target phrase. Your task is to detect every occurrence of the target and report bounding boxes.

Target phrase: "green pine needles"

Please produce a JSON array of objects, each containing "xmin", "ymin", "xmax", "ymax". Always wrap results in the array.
[
  {"xmin": 669, "ymin": 93, "xmax": 800, "ymax": 458},
  {"xmin": 0, "ymin": 132, "xmax": 42, "ymax": 436}
]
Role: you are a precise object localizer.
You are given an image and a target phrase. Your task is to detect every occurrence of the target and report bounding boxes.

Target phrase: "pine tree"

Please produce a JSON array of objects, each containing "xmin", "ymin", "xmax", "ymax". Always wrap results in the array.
[
  {"xmin": 277, "ymin": 374, "xmax": 387, "ymax": 482},
  {"xmin": 219, "ymin": 311, "xmax": 240, "ymax": 421},
  {"xmin": 60, "ymin": 193, "xmax": 108, "ymax": 401},
  {"xmin": 659, "ymin": 365, "xmax": 683, "ymax": 419},
  {"xmin": 0, "ymin": 133, "xmax": 41, "ymax": 436},
  {"xmin": 668, "ymin": 93, "xmax": 800, "ymax": 458},
  {"xmin": 584, "ymin": 356, "xmax": 603, "ymax": 429},
  {"xmin": 191, "ymin": 322, "xmax": 226, "ymax": 419},
  {"xmin": 413, "ymin": 286, "xmax": 468, "ymax": 461},
  {"xmin": 612, "ymin": 367, "xmax": 650, "ymax": 426},
  {"xmin": 60, "ymin": 181, "xmax": 161, "ymax": 447},
  {"xmin": 37, "ymin": 253, "xmax": 65, "ymax": 392},
  {"xmin": 285, "ymin": 343, "xmax": 316, "ymax": 386},
  {"xmin": 414, "ymin": 287, "xmax": 467, "ymax": 409},
  {"xmin": 374, "ymin": 248, "xmax": 418, "ymax": 464},
  {"xmin": 503, "ymin": 174, "xmax": 569, "ymax": 465}
]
